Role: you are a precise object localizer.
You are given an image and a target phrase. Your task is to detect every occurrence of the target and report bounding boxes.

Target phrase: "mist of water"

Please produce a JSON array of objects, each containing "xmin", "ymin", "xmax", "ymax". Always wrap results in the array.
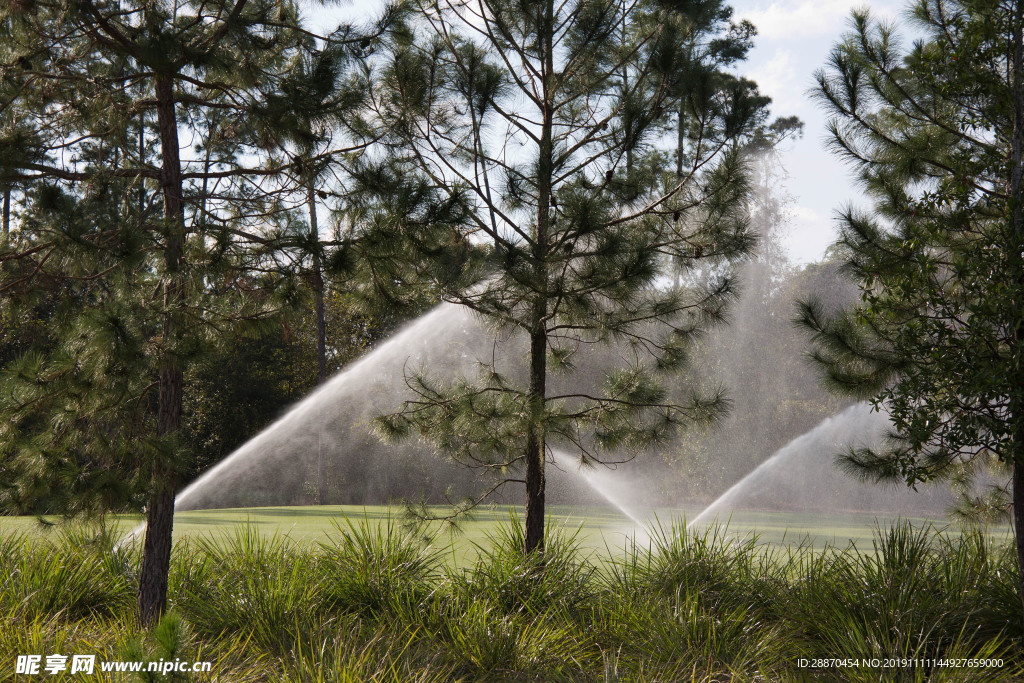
[
  {"xmin": 120, "ymin": 303, "xmax": 647, "ymax": 544},
  {"xmin": 550, "ymin": 449, "xmax": 647, "ymax": 526},
  {"xmin": 687, "ymin": 402, "xmax": 951, "ymax": 529},
  {"xmin": 175, "ymin": 303, "xmax": 472, "ymax": 510},
  {"xmin": 120, "ymin": 268, "xmax": 958, "ymax": 547}
]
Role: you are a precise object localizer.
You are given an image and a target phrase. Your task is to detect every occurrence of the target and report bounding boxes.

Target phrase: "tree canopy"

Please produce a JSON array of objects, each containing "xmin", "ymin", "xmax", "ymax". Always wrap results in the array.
[
  {"xmin": 800, "ymin": 0, "xmax": 1024, "ymax": 619},
  {"xmin": 360, "ymin": 0, "xmax": 779, "ymax": 551},
  {"xmin": 0, "ymin": 0, "xmax": 393, "ymax": 622}
]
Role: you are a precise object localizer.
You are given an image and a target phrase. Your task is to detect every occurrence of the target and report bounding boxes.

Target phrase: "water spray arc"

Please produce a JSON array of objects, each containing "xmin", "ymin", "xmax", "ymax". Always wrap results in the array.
[
  {"xmin": 550, "ymin": 449, "xmax": 647, "ymax": 526},
  {"xmin": 173, "ymin": 304, "xmax": 468, "ymax": 510},
  {"xmin": 688, "ymin": 404, "xmax": 879, "ymax": 527},
  {"xmin": 121, "ymin": 304, "xmax": 655, "ymax": 544},
  {"xmin": 119, "ymin": 304, "xmax": 468, "ymax": 544},
  {"xmin": 120, "ymin": 309, "xmax": 955, "ymax": 549},
  {"xmin": 686, "ymin": 402, "xmax": 951, "ymax": 529}
]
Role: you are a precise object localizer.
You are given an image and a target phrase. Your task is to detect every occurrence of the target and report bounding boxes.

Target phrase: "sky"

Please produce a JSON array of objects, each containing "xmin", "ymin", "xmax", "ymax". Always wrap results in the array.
[
  {"xmin": 731, "ymin": 0, "xmax": 903, "ymax": 263},
  {"xmin": 306, "ymin": 0, "xmax": 907, "ymax": 264}
]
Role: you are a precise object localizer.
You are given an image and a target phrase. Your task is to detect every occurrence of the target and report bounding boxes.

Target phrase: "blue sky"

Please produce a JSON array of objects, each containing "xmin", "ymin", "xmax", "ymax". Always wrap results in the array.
[
  {"xmin": 307, "ymin": 0, "xmax": 908, "ymax": 264},
  {"xmin": 732, "ymin": 0, "xmax": 902, "ymax": 263}
]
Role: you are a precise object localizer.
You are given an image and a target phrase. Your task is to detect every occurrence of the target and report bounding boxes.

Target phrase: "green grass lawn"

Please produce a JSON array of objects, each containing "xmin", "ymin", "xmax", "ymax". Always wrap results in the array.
[
  {"xmin": 684, "ymin": 508, "xmax": 1015, "ymax": 548},
  {"xmin": 2, "ymin": 504, "xmax": 1013, "ymax": 564},
  {"xmin": 169, "ymin": 504, "xmax": 645, "ymax": 565},
  {"xmin": 0, "ymin": 505, "xmax": 642, "ymax": 566}
]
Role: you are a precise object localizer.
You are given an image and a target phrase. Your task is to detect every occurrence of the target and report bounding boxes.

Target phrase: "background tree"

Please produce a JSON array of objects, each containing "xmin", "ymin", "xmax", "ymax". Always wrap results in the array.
[
  {"xmin": 800, "ymin": 0, "xmax": 1024, "ymax": 619},
  {"xmin": 661, "ymin": 125, "xmax": 871, "ymax": 503},
  {"xmin": 248, "ymin": 29, "xmax": 386, "ymax": 504},
  {"xmin": 660, "ymin": 0, "xmax": 755, "ymax": 179},
  {"xmin": 363, "ymin": 0, "xmax": 776, "ymax": 552},
  {"xmin": 180, "ymin": 289, "xmax": 413, "ymax": 486},
  {"xmin": 251, "ymin": 15, "xmax": 402, "ymax": 386}
]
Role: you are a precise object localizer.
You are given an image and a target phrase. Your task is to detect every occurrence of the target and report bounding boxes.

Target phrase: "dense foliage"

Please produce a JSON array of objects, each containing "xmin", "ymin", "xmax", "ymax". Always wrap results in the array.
[
  {"xmin": 0, "ymin": 519, "xmax": 1020, "ymax": 681},
  {"xmin": 800, "ymin": 0, "xmax": 1024, "ymax": 619},
  {"xmin": 0, "ymin": 0, "xmax": 395, "ymax": 621},
  {"xmin": 805, "ymin": 0, "xmax": 1022, "ymax": 512}
]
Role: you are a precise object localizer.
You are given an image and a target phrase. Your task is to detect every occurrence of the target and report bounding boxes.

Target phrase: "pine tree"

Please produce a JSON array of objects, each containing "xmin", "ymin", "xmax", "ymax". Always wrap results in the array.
[
  {"xmin": 799, "ymin": 0, "xmax": 1024, "ymax": 620},
  {"xmin": 363, "ymin": 0, "xmax": 774, "ymax": 552},
  {"xmin": 253, "ymin": 14, "xmax": 400, "ymax": 385},
  {"xmin": 0, "ymin": 0, "xmax": 388, "ymax": 623},
  {"xmin": 250, "ymin": 18, "xmax": 402, "ymax": 502}
]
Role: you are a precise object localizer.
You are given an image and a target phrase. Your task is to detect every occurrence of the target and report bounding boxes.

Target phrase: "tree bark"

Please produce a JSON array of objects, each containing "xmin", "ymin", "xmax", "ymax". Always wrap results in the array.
[
  {"xmin": 524, "ymin": 0, "xmax": 555, "ymax": 555},
  {"xmin": 138, "ymin": 112, "xmax": 147, "ymax": 228},
  {"xmin": 525, "ymin": 324, "xmax": 547, "ymax": 554},
  {"xmin": 139, "ymin": 471, "xmax": 175, "ymax": 626},
  {"xmin": 1014, "ymin": 462, "xmax": 1024, "ymax": 621},
  {"xmin": 308, "ymin": 183, "xmax": 327, "ymax": 386},
  {"xmin": 620, "ymin": 0, "xmax": 633, "ymax": 174},
  {"xmin": 1010, "ymin": 0, "xmax": 1024, "ymax": 627},
  {"xmin": 676, "ymin": 102, "xmax": 685, "ymax": 180},
  {"xmin": 2, "ymin": 184, "xmax": 9, "ymax": 244},
  {"xmin": 308, "ymin": 181, "xmax": 328, "ymax": 505},
  {"xmin": 138, "ymin": 74, "xmax": 185, "ymax": 627}
]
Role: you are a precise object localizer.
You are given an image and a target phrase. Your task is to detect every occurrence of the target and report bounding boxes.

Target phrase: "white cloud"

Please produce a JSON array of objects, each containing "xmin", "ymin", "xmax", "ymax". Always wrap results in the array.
[
  {"xmin": 744, "ymin": 49, "xmax": 805, "ymax": 114},
  {"xmin": 736, "ymin": 0, "xmax": 900, "ymax": 42},
  {"xmin": 781, "ymin": 205, "xmax": 838, "ymax": 264}
]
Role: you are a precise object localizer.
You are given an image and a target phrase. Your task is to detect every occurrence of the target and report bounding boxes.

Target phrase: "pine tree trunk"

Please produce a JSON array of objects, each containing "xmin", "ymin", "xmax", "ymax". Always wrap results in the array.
[
  {"xmin": 308, "ymin": 185, "xmax": 327, "ymax": 386},
  {"xmin": 525, "ymin": 324, "xmax": 547, "ymax": 554},
  {"xmin": 2, "ymin": 184, "xmax": 9, "ymax": 244},
  {"xmin": 1013, "ymin": 463, "xmax": 1024, "ymax": 622},
  {"xmin": 308, "ymin": 182, "xmax": 328, "ymax": 505},
  {"xmin": 1010, "ymin": 0, "xmax": 1024, "ymax": 628},
  {"xmin": 139, "ymin": 74, "xmax": 185, "ymax": 627},
  {"xmin": 138, "ymin": 473, "xmax": 175, "ymax": 626},
  {"xmin": 313, "ymin": 264, "xmax": 326, "ymax": 389},
  {"xmin": 676, "ymin": 102, "xmax": 685, "ymax": 179},
  {"xmin": 671, "ymin": 101, "xmax": 686, "ymax": 289},
  {"xmin": 524, "ymin": 0, "xmax": 555, "ymax": 555},
  {"xmin": 139, "ymin": 114, "xmax": 146, "ymax": 224}
]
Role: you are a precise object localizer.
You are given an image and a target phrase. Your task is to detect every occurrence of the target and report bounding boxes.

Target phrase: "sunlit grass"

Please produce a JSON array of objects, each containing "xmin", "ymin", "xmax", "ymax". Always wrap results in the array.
[{"xmin": 2, "ymin": 503, "xmax": 1011, "ymax": 562}]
